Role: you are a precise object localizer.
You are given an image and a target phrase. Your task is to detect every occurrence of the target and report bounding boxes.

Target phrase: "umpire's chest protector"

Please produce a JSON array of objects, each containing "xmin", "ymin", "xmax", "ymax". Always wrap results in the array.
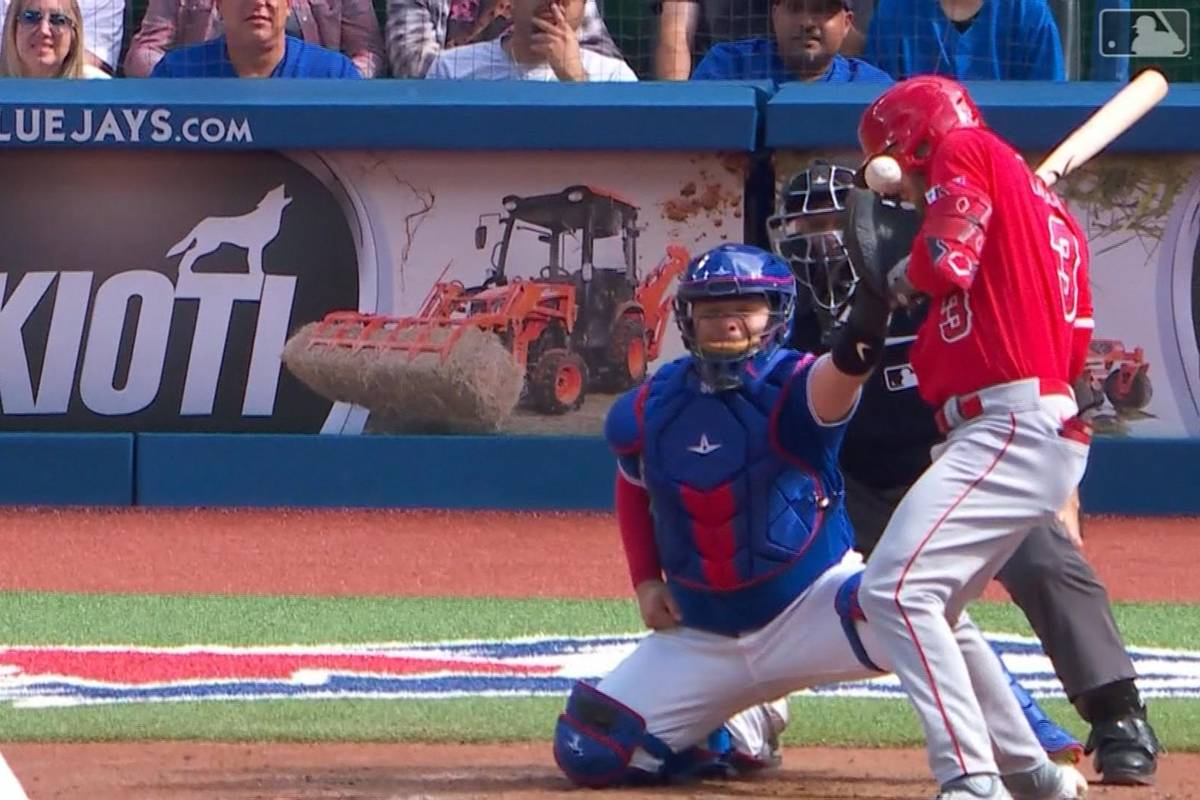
[{"xmin": 639, "ymin": 356, "xmax": 850, "ymax": 636}]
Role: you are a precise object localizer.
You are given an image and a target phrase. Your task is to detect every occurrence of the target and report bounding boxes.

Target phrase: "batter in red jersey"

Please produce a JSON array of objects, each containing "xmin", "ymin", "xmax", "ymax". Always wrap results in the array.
[
  {"xmin": 853, "ymin": 76, "xmax": 1094, "ymax": 800},
  {"xmin": 900, "ymin": 123, "xmax": 1092, "ymax": 410}
]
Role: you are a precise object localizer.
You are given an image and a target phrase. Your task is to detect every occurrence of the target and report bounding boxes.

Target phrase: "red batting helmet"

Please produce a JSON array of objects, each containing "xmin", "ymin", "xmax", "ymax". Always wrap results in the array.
[{"xmin": 858, "ymin": 76, "xmax": 983, "ymax": 177}]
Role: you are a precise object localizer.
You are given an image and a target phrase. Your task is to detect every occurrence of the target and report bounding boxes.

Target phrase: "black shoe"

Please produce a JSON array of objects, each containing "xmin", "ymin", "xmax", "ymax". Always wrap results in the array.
[{"xmin": 1086, "ymin": 715, "xmax": 1161, "ymax": 785}]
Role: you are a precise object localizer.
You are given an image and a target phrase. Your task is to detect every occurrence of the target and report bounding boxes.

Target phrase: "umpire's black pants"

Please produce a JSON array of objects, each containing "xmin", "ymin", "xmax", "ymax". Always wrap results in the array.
[{"xmin": 842, "ymin": 470, "xmax": 1137, "ymax": 700}]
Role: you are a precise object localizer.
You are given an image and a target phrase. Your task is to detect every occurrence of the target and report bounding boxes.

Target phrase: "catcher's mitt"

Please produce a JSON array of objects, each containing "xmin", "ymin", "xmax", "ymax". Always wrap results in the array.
[{"xmin": 843, "ymin": 188, "xmax": 922, "ymax": 306}]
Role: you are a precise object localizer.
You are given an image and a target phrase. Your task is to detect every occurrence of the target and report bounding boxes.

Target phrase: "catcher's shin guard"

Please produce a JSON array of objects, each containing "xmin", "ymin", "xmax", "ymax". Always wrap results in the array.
[
  {"xmin": 555, "ymin": 682, "xmax": 781, "ymax": 787},
  {"xmin": 554, "ymin": 682, "xmax": 672, "ymax": 787},
  {"xmin": 992, "ymin": 643, "xmax": 1083, "ymax": 764}
]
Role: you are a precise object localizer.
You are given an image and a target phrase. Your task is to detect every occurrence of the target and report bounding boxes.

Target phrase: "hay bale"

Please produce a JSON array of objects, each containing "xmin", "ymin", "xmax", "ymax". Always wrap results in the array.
[{"xmin": 283, "ymin": 321, "xmax": 525, "ymax": 434}]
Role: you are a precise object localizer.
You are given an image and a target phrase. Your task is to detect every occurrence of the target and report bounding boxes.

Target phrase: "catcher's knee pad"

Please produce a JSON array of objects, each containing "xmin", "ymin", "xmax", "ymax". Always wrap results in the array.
[
  {"xmin": 553, "ymin": 682, "xmax": 673, "ymax": 787},
  {"xmin": 834, "ymin": 571, "xmax": 886, "ymax": 673}
]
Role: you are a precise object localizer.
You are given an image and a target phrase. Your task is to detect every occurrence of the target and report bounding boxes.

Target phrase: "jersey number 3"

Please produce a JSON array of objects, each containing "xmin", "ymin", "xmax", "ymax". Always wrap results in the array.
[{"xmin": 1048, "ymin": 215, "xmax": 1081, "ymax": 322}]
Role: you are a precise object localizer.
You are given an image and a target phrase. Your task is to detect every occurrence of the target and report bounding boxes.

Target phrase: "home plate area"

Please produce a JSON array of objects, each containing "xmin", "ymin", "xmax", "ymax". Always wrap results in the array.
[{"xmin": 5, "ymin": 740, "xmax": 1200, "ymax": 800}]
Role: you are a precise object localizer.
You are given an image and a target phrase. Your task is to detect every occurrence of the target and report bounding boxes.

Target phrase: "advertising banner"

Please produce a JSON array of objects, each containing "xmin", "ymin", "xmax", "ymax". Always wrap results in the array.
[
  {"xmin": 0, "ymin": 150, "xmax": 360, "ymax": 433},
  {"xmin": 9, "ymin": 145, "xmax": 1190, "ymax": 439},
  {"xmin": 0, "ymin": 150, "xmax": 743, "ymax": 435}
]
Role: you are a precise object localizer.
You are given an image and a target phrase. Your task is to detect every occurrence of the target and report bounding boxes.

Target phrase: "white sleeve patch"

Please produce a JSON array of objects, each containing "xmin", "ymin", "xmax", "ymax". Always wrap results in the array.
[{"xmin": 806, "ymin": 353, "xmax": 863, "ymax": 429}]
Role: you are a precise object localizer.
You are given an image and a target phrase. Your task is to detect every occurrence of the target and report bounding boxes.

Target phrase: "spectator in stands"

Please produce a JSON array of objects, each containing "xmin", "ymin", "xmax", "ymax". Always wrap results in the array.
[
  {"xmin": 0, "ymin": 0, "xmax": 119, "ymax": 74},
  {"xmin": 691, "ymin": 0, "xmax": 891, "ymax": 82},
  {"xmin": 654, "ymin": 0, "xmax": 771, "ymax": 79},
  {"xmin": 388, "ymin": 0, "xmax": 620, "ymax": 79},
  {"xmin": 150, "ymin": 0, "xmax": 362, "ymax": 76},
  {"xmin": 839, "ymin": 0, "xmax": 870, "ymax": 54},
  {"xmin": 864, "ymin": 0, "xmax": 1064, "ymax": 80},
  {"xmin": 427, "ymin": 0, "xmax": 635, "ymax": 80},
  {"xmin": 1, "ymin": 0, "xmax": 107, "ymax": 76},
  {"xmin": 125, "ymin": 0, "xmax": 383, "ymax": 76}
]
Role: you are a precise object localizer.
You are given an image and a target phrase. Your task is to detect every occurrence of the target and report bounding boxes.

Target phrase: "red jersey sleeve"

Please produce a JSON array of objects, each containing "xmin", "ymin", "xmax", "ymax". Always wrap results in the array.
[
  {"xmin": 614, "ymin": 467, "xmax": 661, "ymax": 588},
  {"xmin": 906, "ymin": 131, "xmax": 995, "ymax": 298},
  {"xmin": 1069, "ymin": 235, "xmax": 1094, "ymax": 380}
]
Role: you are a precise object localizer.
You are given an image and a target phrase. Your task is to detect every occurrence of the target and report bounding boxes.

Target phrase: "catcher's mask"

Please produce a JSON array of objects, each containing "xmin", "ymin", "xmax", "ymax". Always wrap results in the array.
[{"xmin": 767, "ymin": 162, "xmax": 859, "ymax": 320}]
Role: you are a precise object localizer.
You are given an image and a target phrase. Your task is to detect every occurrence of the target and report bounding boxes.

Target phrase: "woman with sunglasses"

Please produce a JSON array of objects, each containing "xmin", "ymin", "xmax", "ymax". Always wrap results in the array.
[{"xmin": 1, "ymin": 0, "xmax": 108, "ymax": 76}]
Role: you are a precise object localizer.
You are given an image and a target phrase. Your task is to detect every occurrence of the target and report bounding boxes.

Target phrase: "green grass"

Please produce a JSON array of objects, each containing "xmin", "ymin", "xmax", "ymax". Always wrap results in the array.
[
  {"xmin": 3, "ymin": 592, "xmax": 1197, "ymax": 649},
  {"xmin": 0, "ymin": 593, "xmax": 644, "ymax": 645},
  {"xmin": 969, "ymin": 601, "xmax": 1200, "ymax": 650},
  {"xmin": 0, "ymin": 591, "xmax": 1197, "ymax": 747}
]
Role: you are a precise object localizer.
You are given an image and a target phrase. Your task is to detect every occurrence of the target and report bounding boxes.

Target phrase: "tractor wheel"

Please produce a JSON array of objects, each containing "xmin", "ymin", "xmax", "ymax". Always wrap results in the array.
[
  {"xmin": 529, "ymin": 349, "xmax": 588, "ymax": 414},
  {"xmin": 1104, "ymin": 369, "xmax": 1152, "ymax": 411},
  {"xmin": 603, "ymin": 317, "xmax": 649, "ymax": 391}
]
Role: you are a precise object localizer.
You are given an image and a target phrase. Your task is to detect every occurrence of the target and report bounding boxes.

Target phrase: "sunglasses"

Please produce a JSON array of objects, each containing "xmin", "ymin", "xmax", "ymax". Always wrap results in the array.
[{"xmin": 18, "ymin": 9, "xmax": 74, "ymax": 28}]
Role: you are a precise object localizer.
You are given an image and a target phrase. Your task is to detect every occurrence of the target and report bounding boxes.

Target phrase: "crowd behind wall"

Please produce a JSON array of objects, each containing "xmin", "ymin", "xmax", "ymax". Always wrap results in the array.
[{"xmin": 0, "ymin": 0, "xmax": 1192, "ymax": 82}]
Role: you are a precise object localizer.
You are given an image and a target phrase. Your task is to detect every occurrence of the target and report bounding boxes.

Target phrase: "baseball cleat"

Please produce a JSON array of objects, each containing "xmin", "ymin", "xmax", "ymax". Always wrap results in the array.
[
  {"xmin": 1087, "ymin": 715, "xmax": 1161, "ymax": 785},
  {"xmin": 936, "ymin": 773, "xmax": 1014, "ymax": 799}
]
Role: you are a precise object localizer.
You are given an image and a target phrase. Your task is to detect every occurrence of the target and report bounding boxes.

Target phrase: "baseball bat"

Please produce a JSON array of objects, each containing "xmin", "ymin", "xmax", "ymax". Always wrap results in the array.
[{"xmin": 1035, "ymin": 68, "xmax": 1169, "ymax": 187}]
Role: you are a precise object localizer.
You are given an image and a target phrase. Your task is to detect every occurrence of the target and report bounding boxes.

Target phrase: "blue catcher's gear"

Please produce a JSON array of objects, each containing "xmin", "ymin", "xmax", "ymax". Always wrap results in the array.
[
  {"xmin": 607, "ymin": 351, "xmax": 856, "ymax": 637},
  {"xmin": 834, "ymin": 572, "xmax": 886, "ymax": 673},
  {"xmin": 992, "ymin": 642, "xmax": 1085, "ymax": 764},
  {"xmin": 673, "ymin": 244, "xmax": 797, "ymax": 392},
  {"xmin": 554, "ymin": 682, "xmax": 668, "ymax": 786},
  {"xmin": 554, "ymin": 682, "xmax": 745, "ymax": 787}
]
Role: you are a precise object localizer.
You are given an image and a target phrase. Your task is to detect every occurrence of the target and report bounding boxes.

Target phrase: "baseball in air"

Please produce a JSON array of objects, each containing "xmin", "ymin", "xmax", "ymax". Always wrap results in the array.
[{"xmin": 864, "ymin": 156, "xmax": 903, "ymax": 194}]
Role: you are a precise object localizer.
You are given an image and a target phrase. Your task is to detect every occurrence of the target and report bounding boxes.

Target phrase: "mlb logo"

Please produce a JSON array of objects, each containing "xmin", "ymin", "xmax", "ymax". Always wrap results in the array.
[
  {"xmin": 884, "ymin": 363, "xmax": 918, "ymax": 392},
  {"xmin": 1099, "ymin": 8, "xmax": 1190, "ymax": 58}
]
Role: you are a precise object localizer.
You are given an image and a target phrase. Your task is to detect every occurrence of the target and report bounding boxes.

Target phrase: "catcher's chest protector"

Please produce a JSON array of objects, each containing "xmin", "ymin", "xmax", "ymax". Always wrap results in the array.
[{"xmin": 636, "ymin": 355, "xmax": 853, "ymax": 636}]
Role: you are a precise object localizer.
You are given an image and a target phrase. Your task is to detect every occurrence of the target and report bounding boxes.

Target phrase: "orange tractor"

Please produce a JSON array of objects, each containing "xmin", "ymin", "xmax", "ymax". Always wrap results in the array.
[
  {"xmin": 304, "ymin": 186, "xmax": 688, "ymax": 414},
  {"xmin": 1085, "ymin": 339, "xmax": 1153, "ymax": 413}
]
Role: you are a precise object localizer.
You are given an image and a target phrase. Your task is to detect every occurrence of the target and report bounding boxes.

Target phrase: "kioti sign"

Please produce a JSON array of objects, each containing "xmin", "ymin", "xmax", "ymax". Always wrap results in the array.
[{"xmin": 0, "ymin": 151, "xmax": 360, "ymax": 432}]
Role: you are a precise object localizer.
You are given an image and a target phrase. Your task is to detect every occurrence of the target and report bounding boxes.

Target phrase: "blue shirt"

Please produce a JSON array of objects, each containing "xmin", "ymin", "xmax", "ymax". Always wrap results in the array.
[
  {"xmin": 692, "ymin": 37, "xmax": 894, "ymax": 84},
  {"xmin": 864, "ymin": 0, "xmax": 1064, "ymax": 81},
  {"xmin": 152, "ymin": 35, "xmax": 361, "ymax": 78}
]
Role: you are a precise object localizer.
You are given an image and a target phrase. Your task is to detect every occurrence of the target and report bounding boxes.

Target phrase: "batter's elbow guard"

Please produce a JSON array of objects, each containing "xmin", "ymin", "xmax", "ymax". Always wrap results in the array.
[{"xmin": 830, "ymin": 288, "xmax": 889, "ymax": 377}]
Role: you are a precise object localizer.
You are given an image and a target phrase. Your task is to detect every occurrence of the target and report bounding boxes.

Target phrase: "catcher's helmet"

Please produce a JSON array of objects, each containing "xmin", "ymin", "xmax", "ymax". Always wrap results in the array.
[
  {"xmin": 674, "ymin": 243, "xmax": 797, "ymax": 391},
  {"xmin": 767, "ymin": 161, "xmax": 859, "ymax": 319},
  {"xmin": 858, "ymin": 75, "xmax": 983, "ymax": 177}
]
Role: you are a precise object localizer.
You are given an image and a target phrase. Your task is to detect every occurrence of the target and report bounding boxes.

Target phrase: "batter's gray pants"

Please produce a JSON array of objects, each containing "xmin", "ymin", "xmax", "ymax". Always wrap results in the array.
[{"xmin": 842, "ymin": 469, "xmax": 1137, "ymax": 700}]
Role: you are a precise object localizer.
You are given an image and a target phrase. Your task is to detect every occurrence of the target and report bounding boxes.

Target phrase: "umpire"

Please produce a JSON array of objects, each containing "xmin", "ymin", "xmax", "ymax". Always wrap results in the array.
[{"xmin": 768, "ymin": 160, "xmax": 1161, "ymax": 786}]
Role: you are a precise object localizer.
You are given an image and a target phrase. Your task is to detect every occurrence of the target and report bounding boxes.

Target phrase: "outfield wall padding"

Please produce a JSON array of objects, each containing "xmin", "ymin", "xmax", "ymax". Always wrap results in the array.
[
  {"xmin": 123, "ymin": 433, "xmax": 1200, "ymax": 515},
  {"xmin": 0, "ymin": 433, "xmax": 133, "ymax": 506},
  {"xmin": 1078, "ymin": 438, "xmax": 1200, "ymax": 516},
  {"xmin": 135, "ymin": 433, "xmax": 615, "ymax": 510}
]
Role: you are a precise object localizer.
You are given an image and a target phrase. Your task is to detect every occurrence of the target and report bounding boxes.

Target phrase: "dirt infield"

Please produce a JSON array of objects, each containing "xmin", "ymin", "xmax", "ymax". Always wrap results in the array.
[
  {"xmin": 6, "ymin": 742, "xmax": 1199, "ymax": 800},
  {"xmin": 0, "ymin": 508, "xmax": 1195, "ymax": 602},
  {"xmin": 1, "ymin": 508, "xmax": 1197, "ymax": 799}
]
